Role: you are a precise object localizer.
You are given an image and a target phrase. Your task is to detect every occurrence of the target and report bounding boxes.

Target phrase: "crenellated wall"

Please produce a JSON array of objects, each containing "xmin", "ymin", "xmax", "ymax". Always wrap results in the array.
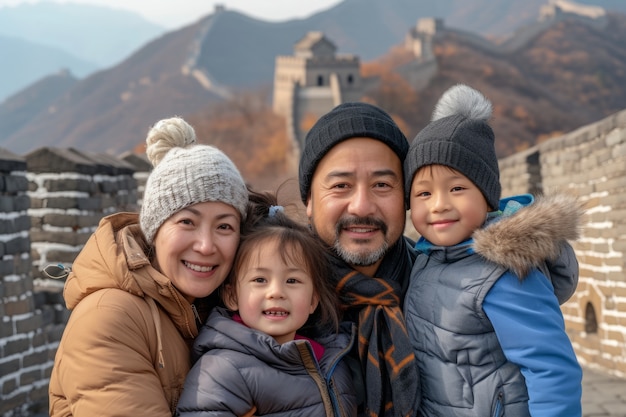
[
  {"xmin": 0, "ymin": 149, "xmax": 51, "ymax": 417},
  {"xmin": 0, "ymin": 148, "xmax": 148, "ymax": 417},
  {"xmin": 25, "ymin": 148, "xmax": 139, "ymax": 276},
  {"xmin": 1, "ymin": 108, "xmax": 626, "ymax": 415},
  {"xmin": 499, "ymin": 108, "xmax": 626, "ymax": 377}
]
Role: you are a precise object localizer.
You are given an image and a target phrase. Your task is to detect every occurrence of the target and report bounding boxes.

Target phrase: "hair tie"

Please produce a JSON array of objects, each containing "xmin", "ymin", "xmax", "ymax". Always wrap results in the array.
[{"xmin": 269, "ymin": 205, "xmax": 284, "ymax": 217}]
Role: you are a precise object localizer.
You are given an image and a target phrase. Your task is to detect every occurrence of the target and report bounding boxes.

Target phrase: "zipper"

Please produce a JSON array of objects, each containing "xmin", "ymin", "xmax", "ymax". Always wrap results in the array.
[
  {"xmin": 492, "ymin": 392, "xmax": 503, "ymax": 417},
  {"xmin": 191, "ymin": 303, "xmax": 202, "ymax": 329},
  {"xmin": 326, "ymin": 326, "xmax": 357, "ymax": 416}
]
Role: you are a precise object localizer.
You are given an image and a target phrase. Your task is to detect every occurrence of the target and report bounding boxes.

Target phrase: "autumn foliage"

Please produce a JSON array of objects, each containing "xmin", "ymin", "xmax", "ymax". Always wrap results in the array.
[{"xmin": 187, "ymin": 90, "xmax": 295, "ymax": 191}]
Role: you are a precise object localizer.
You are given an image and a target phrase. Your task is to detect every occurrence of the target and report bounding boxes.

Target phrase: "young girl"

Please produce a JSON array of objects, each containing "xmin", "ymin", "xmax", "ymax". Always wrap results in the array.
[{"xmin": 176, "ymin": 190, "xmax": 357, "ymax": 417}]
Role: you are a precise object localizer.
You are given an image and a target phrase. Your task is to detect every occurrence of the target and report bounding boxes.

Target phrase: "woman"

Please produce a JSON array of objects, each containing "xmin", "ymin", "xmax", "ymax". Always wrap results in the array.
[{"xmin": 48, "ymin": 117, "xmax": 249, "ymax": 416}]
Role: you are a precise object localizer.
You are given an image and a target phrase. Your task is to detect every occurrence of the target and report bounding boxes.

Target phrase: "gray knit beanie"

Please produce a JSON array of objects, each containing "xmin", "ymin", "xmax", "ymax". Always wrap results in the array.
[
  {"xmin": 404, "ymin": 84, "xmax": 501, "ymax": 210},
  {"xmin": 140, "ymin": 117, "xmax": 248, "ymax": 243},
  {"xmin": 299, "ymin": 101, "xmax": 409, "ymax": 204}
]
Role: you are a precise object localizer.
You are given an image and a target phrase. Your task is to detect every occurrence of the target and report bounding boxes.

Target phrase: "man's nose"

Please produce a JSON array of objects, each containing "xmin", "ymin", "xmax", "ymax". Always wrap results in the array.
[{"xmin": 348, "ymin": 186, "xmax": 376, "ymax": 216}]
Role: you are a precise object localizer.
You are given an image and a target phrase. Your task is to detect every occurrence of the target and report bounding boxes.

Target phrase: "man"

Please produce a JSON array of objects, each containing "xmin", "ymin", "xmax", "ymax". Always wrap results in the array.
[
  {"xmin": 299, "ymin": 102, "xmax": 418, "ymax": 417},
  {"xmin": 298, "ymin": 101, "xmax": 579, "ymax": 417}
]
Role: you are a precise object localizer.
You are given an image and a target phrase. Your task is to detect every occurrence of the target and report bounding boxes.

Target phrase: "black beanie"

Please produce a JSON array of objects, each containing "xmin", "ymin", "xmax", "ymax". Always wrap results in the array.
[
  {"xmin": 404, "ymin": 84, "xmax": 501, "ymax": 210},
  {"xmin": 299, "ymin": 102, "xmax": 409, "ymax": 204}
]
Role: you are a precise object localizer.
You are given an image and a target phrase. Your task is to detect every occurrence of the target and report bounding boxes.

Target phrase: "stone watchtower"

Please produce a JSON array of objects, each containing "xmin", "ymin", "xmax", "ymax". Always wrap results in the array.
[
  {"xmin": 272, "ymin": 31, "xmax": 363, "ymax": 153},
  {"xmin": 405, "ymin": 17, "xmax": 444, "ymax": 61},
  {"xmin": 396, "ymin": 17, "xmax": 442, "ymax": 92}
]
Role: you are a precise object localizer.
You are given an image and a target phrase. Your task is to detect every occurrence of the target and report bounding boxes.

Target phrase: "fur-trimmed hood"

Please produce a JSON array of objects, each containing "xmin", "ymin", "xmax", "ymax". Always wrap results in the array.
[{"xmin": 473, "ymin": 193, "xmax": 585, "ymax": 278}]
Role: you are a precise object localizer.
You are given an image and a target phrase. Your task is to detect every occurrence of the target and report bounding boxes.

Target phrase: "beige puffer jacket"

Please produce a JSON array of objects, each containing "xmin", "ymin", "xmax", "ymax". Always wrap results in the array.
[{"xmin": 49, "ymin": 212, "xmax": 201, "ymax": 417}]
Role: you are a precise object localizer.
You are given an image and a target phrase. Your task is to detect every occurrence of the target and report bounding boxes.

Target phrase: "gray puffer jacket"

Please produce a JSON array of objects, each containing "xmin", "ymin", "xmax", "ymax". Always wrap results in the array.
[
  {"xmin": 405, "ymin": 193, "xmax": 584, "ymax": 417},
  {"xmin": 176, "ymin": 307, "xmax": 357, "ymax": 417}
]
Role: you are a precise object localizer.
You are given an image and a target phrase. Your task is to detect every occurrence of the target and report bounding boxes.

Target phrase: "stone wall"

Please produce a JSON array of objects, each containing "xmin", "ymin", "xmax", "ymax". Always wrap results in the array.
[
  {"xmin": 0, "ymin": 147, "xmax": 147, "ymax": 417},
  {"xmin": 499, "ymin": 108, "xmax": 626, "ymax": 377},
  {"xmin": 26, "ymin": 148, "xmax": 138, "ymax": 276},
  {"xmin": 0, "ymin": 149, "xmax": 50, "ymax": 417}
]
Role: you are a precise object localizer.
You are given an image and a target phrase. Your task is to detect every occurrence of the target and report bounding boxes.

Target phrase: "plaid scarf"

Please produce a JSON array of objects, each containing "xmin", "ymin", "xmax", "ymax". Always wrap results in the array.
[{"xmin": 329, "ymin": 238, "xmax": 420, "ymax": 417}]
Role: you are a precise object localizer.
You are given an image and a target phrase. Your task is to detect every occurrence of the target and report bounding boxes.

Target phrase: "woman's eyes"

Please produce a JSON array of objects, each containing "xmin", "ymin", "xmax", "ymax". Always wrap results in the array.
[{"xmin": 175, "ymin": 219, "xmax": 237, "ymax": 232}]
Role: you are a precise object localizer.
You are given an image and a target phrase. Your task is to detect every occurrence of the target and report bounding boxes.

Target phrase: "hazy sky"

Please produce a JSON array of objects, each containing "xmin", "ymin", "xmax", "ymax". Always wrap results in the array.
[{"xmin": 0, "ymin": 0, "xmax": 343, "ymax": 29}]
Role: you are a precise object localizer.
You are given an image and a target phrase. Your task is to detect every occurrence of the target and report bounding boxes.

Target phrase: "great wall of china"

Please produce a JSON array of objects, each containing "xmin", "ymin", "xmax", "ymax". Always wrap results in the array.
[{"xmin": 1, "ymin": 1, "xmax": 623, "ymax": 415}]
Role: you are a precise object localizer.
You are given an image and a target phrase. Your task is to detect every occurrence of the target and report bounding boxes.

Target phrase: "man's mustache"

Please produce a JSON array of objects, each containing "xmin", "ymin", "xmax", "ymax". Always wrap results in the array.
[{"xmin": 335, "ymin": 216, "xmax": 388, "ymax": 235}]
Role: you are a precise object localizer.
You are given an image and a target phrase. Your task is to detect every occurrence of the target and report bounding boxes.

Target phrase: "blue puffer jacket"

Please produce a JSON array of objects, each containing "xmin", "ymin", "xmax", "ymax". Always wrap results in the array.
[
  {"xmin": 176, "ymin": 307, "xmax": 357, "ymax": 417},
  {"xmin": 404, "ymin": 194, "xmax": 583, "ymax": 417}
]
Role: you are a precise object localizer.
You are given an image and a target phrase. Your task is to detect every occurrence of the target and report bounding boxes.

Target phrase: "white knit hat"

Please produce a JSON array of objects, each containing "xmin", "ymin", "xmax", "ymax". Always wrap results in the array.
[{"xmin": 140, "ymin": 117, "xmax": 248, "ymax": 243}]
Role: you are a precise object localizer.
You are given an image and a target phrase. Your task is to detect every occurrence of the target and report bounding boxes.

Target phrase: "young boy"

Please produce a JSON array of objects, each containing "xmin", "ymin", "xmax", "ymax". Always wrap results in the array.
[{"xmin": 403, "ymin": 84, "xmax": 583, "ymax": 417}]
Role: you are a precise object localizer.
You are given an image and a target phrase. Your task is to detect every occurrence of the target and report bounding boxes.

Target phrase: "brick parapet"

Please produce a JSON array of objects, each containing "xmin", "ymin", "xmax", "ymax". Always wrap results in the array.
[
  {"xmin": 24, "ymin": 148, "xmax": 139, "ymax": 277},
  {"xmin": 0, "ymin": 147, "xmax": 149, "ymax": 417},
  {"xmin": 0, "ymin": 148, "xmax": 49, "ymax": 417},
  {"xmin": 500, "ymin": 108, "xmax": 626, "ymax": 377}
]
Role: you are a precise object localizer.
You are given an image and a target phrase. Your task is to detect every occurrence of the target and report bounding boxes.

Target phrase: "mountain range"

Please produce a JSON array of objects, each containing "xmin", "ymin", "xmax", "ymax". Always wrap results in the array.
[
  {"xmin": 366, "ymin": 13, "xmax": 626, "ymax": 158},
  {"xmin": 1, "ymin": 0, "xmax": 625, "ymax": 162},
  {"xmin": 0, "ymin": 34, "xmax": 94, "ymax": 102},
  {"xmin": 0, "ymin": 2, "xmax": 165, "ymax": 102}
]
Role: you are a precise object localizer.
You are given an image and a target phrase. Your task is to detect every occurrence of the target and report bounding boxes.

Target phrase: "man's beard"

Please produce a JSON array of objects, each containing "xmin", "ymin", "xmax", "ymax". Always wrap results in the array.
[
  {"xmin": 334, "ymin": 239, "xmax": 389, "ymax": 267},
  {"xmin": 312, "ymin": 216, "xmax": 389, "ymax": 267}
]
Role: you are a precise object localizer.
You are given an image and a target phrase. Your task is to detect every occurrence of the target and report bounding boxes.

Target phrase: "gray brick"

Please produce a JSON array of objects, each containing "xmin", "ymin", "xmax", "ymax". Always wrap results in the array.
[
  {"xmin": 77, "ymin": 213, "xmax": 104, "ymax": 228},
  {"xmin": 45, "ymin": 249, "xmax": 81, "ymax": 263},
  {"xmin": 15, "ymin": 314, "xmax": 43, "ymax": 334},
  {"xmin": 0, "ymin": 195, "xmax": 13, "ymax": 212},
  {"xmin": 39, "ymin": 196, "xmax": 82, "ymax": 210},
  {"xmin": 22, "ymin": 349, "xmax": 49, "ymax": 369},
  {"xmin": 4, "ymin": 236, "xmax": 30, "ymax": 255},
  {"xmin": 0, "ymin": 358, "xmax": 21, "ymax": 380},
  {"xmin": 19, "ymin": 368, "xmax": 43, "ymax": 386},
  {"xmin": 77, "ymin": 196, "xmax": 102, "ymax": 211},
  {"xmin": 0, "ymin": 318, "xmax": 13, "ymax": 338},
  {"xmin": 30, "ymin": 230, "xmax": 86, "ymax": 246},
  {"xmin": 42, "ymin": 213, "xmax": 79, "ymax": 228},
  {"xmin": 15, "ymin": 214, "xmax": 31, "ymax": 231},
  {"xmin": 3, "ymin": 277, "xmax": 27, "ymax": 297},
  {"xmin": 0, "ymin": 149, "xmax": 26, "ymax": 170},
  {"xmin": 4, "ymin": 298, "xmax": 35, "ymax": 316},
  {"xmin": 0, "ymin": 218, "xmax": 17, "ymax": 234},
  {"xmin": 0, "ymin": 258, "xmax": 15, "ymax": 275},
  {"xmin": 4, "ymin": 175, "xmax": 29, "ymax": 193},
  {"xmin": 43, "ymin": 177, "xmax": 96, "ymax": 193},
  {"xmin": 1, "ymin": 377, "xmax": 17, "ymax": 399}
]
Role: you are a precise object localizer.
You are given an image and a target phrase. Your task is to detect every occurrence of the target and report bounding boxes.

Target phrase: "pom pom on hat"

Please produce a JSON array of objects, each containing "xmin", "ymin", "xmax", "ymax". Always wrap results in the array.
[
  {"xmin": 140, "ymin": 117, "xmax": 248, "ymax": 243},
  {"xmin": 404, "ymin": 84, "xmax": 501, "ymax": 210},
  {"xmin": 432, "ymin": 83, "xmax": 493, "ymax": 122}
]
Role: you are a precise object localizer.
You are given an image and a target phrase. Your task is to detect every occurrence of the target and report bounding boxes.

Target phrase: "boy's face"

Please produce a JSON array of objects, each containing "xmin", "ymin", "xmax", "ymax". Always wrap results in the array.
[{"xmin": 408, "ymin": 164, "xmax": 489, "ymax": 246}]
